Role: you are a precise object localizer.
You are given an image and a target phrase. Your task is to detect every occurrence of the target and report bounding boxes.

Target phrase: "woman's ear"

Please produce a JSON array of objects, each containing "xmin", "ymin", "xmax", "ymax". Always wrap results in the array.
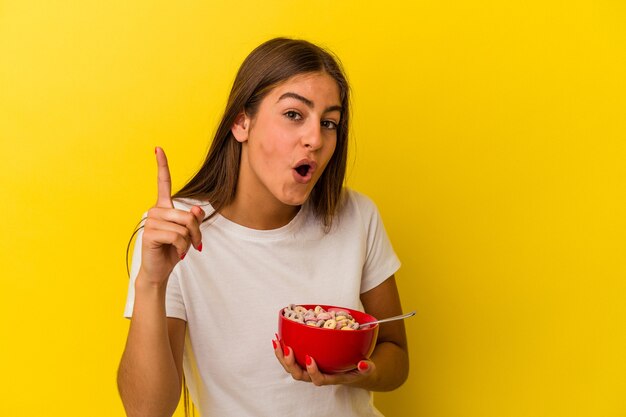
[{"xmin": 231, "ymin": 112, "xmax": 250, "ymax": 143}]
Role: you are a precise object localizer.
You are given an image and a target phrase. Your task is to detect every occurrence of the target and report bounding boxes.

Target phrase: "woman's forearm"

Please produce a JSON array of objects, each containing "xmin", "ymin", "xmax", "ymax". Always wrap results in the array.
[{"xmin": 117, "ymin": 273, "xmax": 182, "ymax": 417}]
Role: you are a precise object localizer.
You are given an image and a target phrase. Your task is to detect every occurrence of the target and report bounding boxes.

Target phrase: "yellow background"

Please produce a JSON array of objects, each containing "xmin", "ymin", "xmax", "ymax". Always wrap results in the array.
[{"xmin": 1, "ymin": 1, "xmax": 625, "ymax": 416}]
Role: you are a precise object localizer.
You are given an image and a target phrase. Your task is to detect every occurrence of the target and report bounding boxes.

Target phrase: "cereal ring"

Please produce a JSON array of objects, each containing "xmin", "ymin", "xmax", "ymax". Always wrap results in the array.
[
  {"xmin": 317, "ymin": 312, "xmax": 331, "ymax": 320},
  {"xmin": 323, "ymin": 319, "xmax": 337, "ymax": 329}
]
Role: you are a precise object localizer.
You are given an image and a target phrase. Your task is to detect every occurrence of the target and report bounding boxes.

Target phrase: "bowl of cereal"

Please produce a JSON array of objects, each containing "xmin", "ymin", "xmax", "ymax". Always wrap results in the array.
[{"xmin": 277, "ymin": 304, "xmax": 379, "ymax": 374}]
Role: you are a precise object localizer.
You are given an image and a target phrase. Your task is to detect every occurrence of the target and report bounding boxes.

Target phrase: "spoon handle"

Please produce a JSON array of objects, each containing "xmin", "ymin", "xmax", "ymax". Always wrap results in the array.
[{"xmin": 360, "ymin": 311, "xmax": 416, "ymax": 327}]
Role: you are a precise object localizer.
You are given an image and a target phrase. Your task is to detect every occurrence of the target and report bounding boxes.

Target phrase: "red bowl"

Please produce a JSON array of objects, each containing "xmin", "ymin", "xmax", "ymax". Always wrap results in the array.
[{"xmin": 277, "ymin": 304, "xmax": 379, "ymax": 374}]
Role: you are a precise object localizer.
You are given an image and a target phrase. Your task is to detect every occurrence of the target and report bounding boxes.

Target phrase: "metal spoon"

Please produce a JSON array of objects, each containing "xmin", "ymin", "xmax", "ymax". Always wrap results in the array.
[{"xmin": 359, "ymin": 311, "xmax": 416, "ymax": 328}]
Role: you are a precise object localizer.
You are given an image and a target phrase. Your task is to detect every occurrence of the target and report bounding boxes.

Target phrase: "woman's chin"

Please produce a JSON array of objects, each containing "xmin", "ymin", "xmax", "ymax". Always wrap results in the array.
[
  {"xmin": 280, "ymin": 196, "xmax": 307, "ymax": 207},
  {"xmin": 279, "ymin": 189, "xmax": 311, "ymax": 207}
]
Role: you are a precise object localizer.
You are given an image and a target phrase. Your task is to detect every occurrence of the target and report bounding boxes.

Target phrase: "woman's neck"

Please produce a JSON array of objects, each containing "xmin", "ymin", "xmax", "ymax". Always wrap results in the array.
[{"xmin": 220, "ymin": 191, "xmax": 300, "ymax": 230}]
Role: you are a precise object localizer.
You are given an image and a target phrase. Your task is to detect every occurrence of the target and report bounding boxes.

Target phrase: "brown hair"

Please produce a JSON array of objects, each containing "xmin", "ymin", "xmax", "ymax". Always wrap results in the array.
[{"xmin": 173, "ymin": 37, "xmax": 351, "ymax": 227}]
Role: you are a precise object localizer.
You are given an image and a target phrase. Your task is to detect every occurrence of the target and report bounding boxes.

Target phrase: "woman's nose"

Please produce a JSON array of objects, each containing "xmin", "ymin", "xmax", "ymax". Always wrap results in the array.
[{"xmin": 303, "ymin": 123, "xmax": 323, "ymax": 150}]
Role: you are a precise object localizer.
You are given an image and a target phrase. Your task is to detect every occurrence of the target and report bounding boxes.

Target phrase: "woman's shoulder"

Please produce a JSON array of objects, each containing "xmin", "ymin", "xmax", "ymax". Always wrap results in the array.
[
  {"xmin": 338, "ymin": 188, "xmax": 381, "ymax": 220},
  {"xmin": 342, "ymin": 188, "xmax": 378, "ymax": 211}
]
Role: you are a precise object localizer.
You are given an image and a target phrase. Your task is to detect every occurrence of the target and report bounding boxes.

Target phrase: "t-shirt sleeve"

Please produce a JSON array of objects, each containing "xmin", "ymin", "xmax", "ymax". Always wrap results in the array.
[
  {"xmin": 123, "ymin": 217, "xmax": 187, "ymax": 321},
  {"xmin": 354, "ymin": 192, "xmax": 402, "ymax": 293}
]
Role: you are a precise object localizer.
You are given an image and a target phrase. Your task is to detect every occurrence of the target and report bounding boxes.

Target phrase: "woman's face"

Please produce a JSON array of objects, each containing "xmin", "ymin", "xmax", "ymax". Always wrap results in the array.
[{"xmin": 233, "ymin": 71, "xmax": 342, "ymax": 208}]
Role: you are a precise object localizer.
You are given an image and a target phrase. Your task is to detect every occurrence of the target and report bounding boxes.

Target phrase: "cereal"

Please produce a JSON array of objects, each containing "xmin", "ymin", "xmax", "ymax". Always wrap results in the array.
[
  {"xmin": 283, "ymin": 305, "xmax": 360, "ymax": 330},
  {"xmin": 323, "ymin": 319, "xmax": 337, "ymax": 329},
  {"xmin": 317, "ymin": 312, "xmax": 331, "ymax": 320}
]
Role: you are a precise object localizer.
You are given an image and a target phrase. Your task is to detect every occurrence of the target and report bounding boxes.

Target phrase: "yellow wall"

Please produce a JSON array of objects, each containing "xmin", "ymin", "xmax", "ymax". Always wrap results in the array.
[{"xmin": 1, "ymin": 1, "xmax": 624, "ymax": 416}]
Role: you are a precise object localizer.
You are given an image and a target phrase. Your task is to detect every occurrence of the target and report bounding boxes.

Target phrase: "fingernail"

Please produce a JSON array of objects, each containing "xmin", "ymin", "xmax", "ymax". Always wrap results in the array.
[
  {"xmin": 272, "ymin": 340, "xmax": 277, "ymax": 350},
  {"xmin": 180, "ymin": 252, "xmax": 186, "ymax": 260},
  {"xmin": 358, "ymin": 361, "xmax": 369, "ymax": 372},
  {"xmin": 197, "ymin": 242, "xmax": 203, "ymax": 252},
  {"xmin": 275, "ymin": 333, "xmax": 280, "ymax": 342},
  {"xmin": 283, "ymin": 346, "xmax": 289, "ymax": 357},
  {"xmin": 155, "ymin": 147, "xmax": 157, "ymax": 154},
  {"xmin": 305, "ymin": 355, "xmax": 312, "ymax": 366}
]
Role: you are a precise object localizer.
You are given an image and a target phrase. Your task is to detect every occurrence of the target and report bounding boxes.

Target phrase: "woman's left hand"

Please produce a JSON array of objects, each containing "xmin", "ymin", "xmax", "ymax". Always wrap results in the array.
[{"xmin": 272, "ymin": 336, "xmax": 375, "ymax": 386}]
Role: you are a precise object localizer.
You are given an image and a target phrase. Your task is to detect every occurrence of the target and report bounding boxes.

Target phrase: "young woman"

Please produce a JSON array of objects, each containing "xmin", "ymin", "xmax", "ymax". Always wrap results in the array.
[{"xmin": 117, "ymin": 37, "xmax": 409, "ymax": 417}]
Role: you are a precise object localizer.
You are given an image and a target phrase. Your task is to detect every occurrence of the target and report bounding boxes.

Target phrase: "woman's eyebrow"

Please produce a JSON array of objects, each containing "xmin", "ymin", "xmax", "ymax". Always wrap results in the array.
[{"xmin": 277, "ymin": 92, "xmax": 342, "ymax": 113}]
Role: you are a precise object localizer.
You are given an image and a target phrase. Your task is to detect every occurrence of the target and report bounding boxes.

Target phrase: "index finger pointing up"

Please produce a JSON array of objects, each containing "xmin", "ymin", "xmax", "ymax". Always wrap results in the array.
[{"xmin": 155, "ymin": 146, "xmax": 174, "ymax": 208}]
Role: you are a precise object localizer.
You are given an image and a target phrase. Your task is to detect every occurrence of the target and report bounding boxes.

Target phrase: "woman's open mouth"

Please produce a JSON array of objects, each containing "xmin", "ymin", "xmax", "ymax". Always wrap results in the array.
[
  {"xmin": 293, "ymin": 160, "xmax": 317, "ymax": 184},
  {"xmin": 295, "ymin": 165, "xmax": 310, "ymax": 176}
]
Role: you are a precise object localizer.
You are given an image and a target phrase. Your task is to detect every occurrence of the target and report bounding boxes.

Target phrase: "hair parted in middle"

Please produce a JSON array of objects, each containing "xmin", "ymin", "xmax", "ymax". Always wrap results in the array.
[{"xmin": 173, "ymin": 37, "xmax": 351, "ymax": 228}]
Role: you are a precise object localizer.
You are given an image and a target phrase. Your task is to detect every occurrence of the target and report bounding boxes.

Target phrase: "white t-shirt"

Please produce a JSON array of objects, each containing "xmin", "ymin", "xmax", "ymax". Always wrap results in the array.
[{"xmin": 124, "ymin": 189, "xmax": 401, "ymax": 417}]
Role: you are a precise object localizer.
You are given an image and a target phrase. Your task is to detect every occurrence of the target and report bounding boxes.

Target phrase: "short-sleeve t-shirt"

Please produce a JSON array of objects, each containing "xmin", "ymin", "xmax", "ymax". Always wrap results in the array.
[{"xmin": 124, "ymin": 188, "xmax": 401, "ymax": 417}]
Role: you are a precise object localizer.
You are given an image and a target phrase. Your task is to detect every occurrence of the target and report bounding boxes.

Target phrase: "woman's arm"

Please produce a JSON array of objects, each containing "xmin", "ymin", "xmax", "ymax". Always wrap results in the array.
[
  {"xmin": 118, "ymin": 147, "xmax": 202, "ymax": 416},
  {"xmin": 349, "ymin": 274, "xmax": 409, "ymax": 391},
  {"xmin": 117, "ymin": 279, "xmax": 187, "ymax": 417}
]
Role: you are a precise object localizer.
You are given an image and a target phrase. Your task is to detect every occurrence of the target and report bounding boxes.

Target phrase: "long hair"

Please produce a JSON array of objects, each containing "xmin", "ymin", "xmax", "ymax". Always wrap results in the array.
[{"xmin": 173, "ymin": 37, "xmax": 351, "ymax": 227}]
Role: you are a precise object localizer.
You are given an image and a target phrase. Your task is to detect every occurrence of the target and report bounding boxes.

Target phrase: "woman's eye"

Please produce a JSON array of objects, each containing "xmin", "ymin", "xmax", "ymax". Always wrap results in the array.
[
  {"xmin": 321, "ymin": 120, "xmax": 338, "ymax": 130},
  {"xmin": 284, "ymin": 111, "xmax": 302, "ymax": 120}
]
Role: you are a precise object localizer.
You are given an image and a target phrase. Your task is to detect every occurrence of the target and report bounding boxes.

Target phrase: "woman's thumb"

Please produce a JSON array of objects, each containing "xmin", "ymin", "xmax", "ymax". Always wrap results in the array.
[
  {"xmin": 357, "ymin": 360, "xmax": 374, "ymax": 374},
  {"xmin": 191, "ymin": 205, "xmax": 206, "ymax": 223}
]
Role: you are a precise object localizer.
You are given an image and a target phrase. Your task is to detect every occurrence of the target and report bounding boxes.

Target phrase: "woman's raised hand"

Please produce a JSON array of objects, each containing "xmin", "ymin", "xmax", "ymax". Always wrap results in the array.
[{"xmin": 138, "ymin": 147, "xmax": 205, "ymax": 286}]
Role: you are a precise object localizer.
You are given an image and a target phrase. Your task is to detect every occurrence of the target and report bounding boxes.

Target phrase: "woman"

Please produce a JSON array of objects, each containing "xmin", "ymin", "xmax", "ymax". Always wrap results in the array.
[{"xmin": 118, "ymin": 37, "xmax": 409, "ymax": 417}]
